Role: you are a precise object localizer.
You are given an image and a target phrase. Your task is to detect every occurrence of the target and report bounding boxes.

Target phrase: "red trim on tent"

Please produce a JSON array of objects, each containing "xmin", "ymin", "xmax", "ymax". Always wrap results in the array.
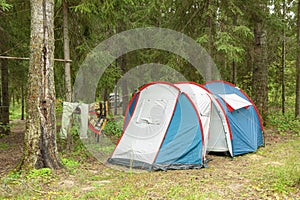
[
  {"xmin": 236, "ymin": 87, "xmax": 264, "ymax": 131},
  {"xmin": 110, "ymin": 92, "xmax": 141, "ymax": 158},
  {"xmin": 175, "ymin": 82, "xmax": 211, "ymax": 162},
  {"xmin": 176, "ymin": 81, "xmax": 212, "ymax": 94},
  {"xmin": 139, "ymin": 81, "xmax": 181, "ymax": 92},
  {"xmin": 225, "ymin": 102, "xmax": 235, "ymax": 112},
  {"xmin": 215, "ymin": 98, "xmax": 233, "ymax": 140},
  {"xmin": 183, "ymin": 92, "xmax": 205, "ymax": 145},
  {"xmin": 182, "ymin": 92, "xmax": 205, "ymax": 163},
  {"xmin": 122, "ymin": 92, "xmax": 139, "ymax": 131},
  {"xmin": 152, "ymin": 89, "xmax": 181, "ymax": 164},
  {"xmin": 177, "ymin": 82, "xmax": 206, "ymax": 141},
  {"xmin": 112, "ymin": 81, "xmax": 182, "ymax": 164},
  {"xmin": 203, "ymin": 80, "xmax": 264, "ymax": 131}
]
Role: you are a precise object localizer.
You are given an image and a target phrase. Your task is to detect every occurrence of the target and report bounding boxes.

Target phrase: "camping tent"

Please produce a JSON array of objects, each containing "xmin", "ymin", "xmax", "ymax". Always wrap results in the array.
[
  {"xmin": 108, "ymin": 81, "xmax": 264, "ymax": 170},
  {"xmin": 203, "ymin": 81, "xmax": 264, "ymax": 156},
  {"xmin": 108, "ymin": 82, "xmax": 205, "ymax": 171},
  {"xmin": 174, "ymin": 82, "xmax": 233, "ymax": 156}
]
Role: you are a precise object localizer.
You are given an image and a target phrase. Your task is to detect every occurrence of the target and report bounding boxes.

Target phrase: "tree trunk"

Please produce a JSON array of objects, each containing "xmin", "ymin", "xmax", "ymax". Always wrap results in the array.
[
  {"xmin": 206, "ymin": 0, "xmax": 213, "ymax": 81},
  {"xmin": 114, "ymin": 82, "xmax": 118, "ymax": 115},
  {"xmin": 20, "ymin": 0, "xmax": 62, "ymax": 170},
  {"xmin": 21, "ymin": 82, "xmax": 25, "ymax": 120},
  {"xmin": 0, "ymin": 81, "xmax": 2, "ymax": 123},
  {"xmin": 62, "ymin": 0, "xmax": 73, "ymax": 151},
  {"xmin": 1, "ymin": 57, "xmax": 9, "ymax": 134},
  {"xmin": 296, "ymin": 0, "xmax": 300, "ymax": 118},
  {"xmin": 119, "ymin": 56, "xmax": 128, "ymax": 116},
  {"xmin": 252, "ymin": 21, "xmax": 268, "ymax": 121},
  {"xmin": 63, "ymin": 0, "xmax": 71, "ymax": 102},
  {"xmin": 281, "ymin": 1, "xmax": 286, "ymax": 115},
  {"xmin": 232, "ymin": 14, "xmax": 237, "ymax": 84}
]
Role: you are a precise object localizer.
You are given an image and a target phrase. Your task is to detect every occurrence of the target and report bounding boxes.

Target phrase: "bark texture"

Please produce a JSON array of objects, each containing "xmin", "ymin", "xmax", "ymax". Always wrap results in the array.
[
  {"xmin": 252, "ymin": 21, "xmax": 268, "ymax": 121},
  {"xmin": 296, "ymin": 0, "xmax": 300, "ymax": 118},
  {"xmin": 21, "ymin": 0, "xmax": 62, "ymax": 170},
  {"xmin": 63, "ymin": 0, "xmax": 72, "ymax": 102},
  {"xmin": 1, "ymin": 58, "xmax": 9, "ymax": 134}
]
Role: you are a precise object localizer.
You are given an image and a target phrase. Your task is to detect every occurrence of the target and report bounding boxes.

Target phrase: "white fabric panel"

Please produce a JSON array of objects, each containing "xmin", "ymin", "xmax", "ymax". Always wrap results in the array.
[
  {"xmin": 207, "ymin": 101, "xmax": 228, "ymax": 151},
  {"xmin": 175, "ymin": 84, "xmax": 211, "ymax": 158},
  {"xmin": 112, "ymin": 84, "xmax": 179, "ymax": 164},
  {"xmin": 208, "ymin": 97, "xmax": 233, "ymax": 156},
  {"xmin": 175, "ymin": 83, "xmax": 233, "ymax": 156},
  {"xmin": 219, "ymin": 94, "xmax": 252, "ymax": 110}
]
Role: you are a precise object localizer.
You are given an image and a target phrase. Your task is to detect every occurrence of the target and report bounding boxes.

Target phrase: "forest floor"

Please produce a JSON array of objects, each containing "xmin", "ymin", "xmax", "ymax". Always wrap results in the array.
[{"xmin": 0, "ymin": 120, "xmax": 299, "ymax": 199}]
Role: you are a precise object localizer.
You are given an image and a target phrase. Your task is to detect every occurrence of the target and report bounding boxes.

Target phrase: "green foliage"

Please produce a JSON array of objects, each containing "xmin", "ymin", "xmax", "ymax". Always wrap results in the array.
[
  {"xmin": 268, "ymin": 108, "xmax": 300, "ymax": 135},
  {"xmin": 26, "ymin": 168, "xmax": 52, "ymax": 179},
  {"xmin": 70, "ymin": 2, "xmax": 98, "ymax": 14},
  {"xmin": 196, "ymin": 34, "xmax": 209, "ymax": 45},
  {"xmin": 214, "ymin": 31, "xmax": 245, "ymax": 63},
  {"xmin": 233, "ymin": 25, "xmax": 254, "ymax": 39},
  {"xmin": 7, "ymin": 171, "xmax": 21, "ymax": 179},
  {"xmin": 0, "ymin": 142, "xmax": 8, "ymax": 150},
  {"xmin": 103, "ymin": 120, "xmax": 123, "ymax": 137},
  {"xmin": 10, "ymin": 104, "xmax": 24, "ymax": 120},
  {"xmin": 266, "ymin": 142, "xmax": 300, "ymax": 194},
  {"xmin": 0, "ymin": 0, "xmax": 12, "ymax": 11},
  {"xmin": 61, "ymin": 157, "xmax": 80, "ymax": 174},
  {"xmin": 0, "ymin": 122, "xmax": 11, "ymax": 136},
  {"xmin": 56, "ymin": 99, "xmax": 63, "ymax": 114},
  {"xmin": 61, "ymin": 157, "xmax": 79, "ymax": 169},
  {"xmin": 268, "ymin": 162, "xmax": 300, "ymax": 194}
]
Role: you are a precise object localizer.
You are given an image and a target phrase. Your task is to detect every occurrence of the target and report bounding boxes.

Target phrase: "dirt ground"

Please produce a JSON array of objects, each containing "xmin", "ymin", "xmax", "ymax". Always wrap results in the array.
[
  {"xmin": 0, "ymin": 120, "xmax": 297, "ymax": 174},
  {"xmin": 0, "ymin": 120, "xmax": 25, "ymax": 177},
  {"xmin": 0, "ymin": 119, "xmax": 294, "ymax": 176},
  {"xmin": 0, "ymin": 120, "xmax": 299, "ymax": 199}
]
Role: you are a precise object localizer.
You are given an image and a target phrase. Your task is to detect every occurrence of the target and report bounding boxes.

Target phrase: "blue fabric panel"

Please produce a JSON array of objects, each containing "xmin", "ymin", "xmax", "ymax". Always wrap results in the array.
[
  {"xmin": 123, "ymin": 93, "xmax": 139, "ymax": 130},
  {"xmin": 204, "ymin": 82, "xmax": 264, "ymax": 156},
  {"xmin": 154, "ymin": 93, "xmax": 203, "ymax": 165}
]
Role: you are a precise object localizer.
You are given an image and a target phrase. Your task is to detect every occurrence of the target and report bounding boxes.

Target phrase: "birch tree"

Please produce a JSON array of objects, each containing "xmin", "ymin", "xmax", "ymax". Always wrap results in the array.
[{"xmin": 20, "ymin": 0, "xmax": 62, "ymax": 169}]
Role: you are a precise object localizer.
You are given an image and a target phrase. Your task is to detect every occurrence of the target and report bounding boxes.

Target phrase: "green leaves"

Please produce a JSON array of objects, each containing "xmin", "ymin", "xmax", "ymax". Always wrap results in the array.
[
  {"xmin": 70, "ymin": 2, "xmax": 98, "ymax": 14},
  {"xmin": 0, "ymin": 0, "xmax": 12, "ymax": 11},
  {"xmin": 214, "ymin": 31, "xmax": 245, "ymax": 63},
  {"xmin": 233, "ymin": 25, "xmax": 253, "ymax": 38}
]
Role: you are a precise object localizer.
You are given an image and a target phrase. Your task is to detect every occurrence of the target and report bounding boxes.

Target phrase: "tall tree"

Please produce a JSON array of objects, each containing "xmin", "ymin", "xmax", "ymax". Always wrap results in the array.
[
  {"xmin": 252, "ymin": 3, "xmax": 268, "ymax": 121},
  {"xmin": 20, "ymin": 0, "xmax": 62, "ymax": 170},
  {"xmin": 296, "ymin": 0, "xmax": 300, "ymax": 118},
  {"xmin": 0, "ymin": 4, "xmax": 11, "ymax": 134},
  {"xmin": 282, "ymin": 0, "xmax": 286, "ymax": 114},
  {"xmin": 1, "ymin": 58, "xmax": 9, "ymax": 134},
  {"xmin": 62, "ymin": 0, "xmax": 72, "ymax": 102}
]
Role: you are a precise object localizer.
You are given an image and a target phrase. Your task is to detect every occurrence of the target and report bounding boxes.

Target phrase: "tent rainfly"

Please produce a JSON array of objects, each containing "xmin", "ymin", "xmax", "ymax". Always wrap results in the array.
[
  {"xmin": 108, "ymin": 81, "xmax": 264, "ymax": 170},
  {"xmin": 203, "ymin": 81, "xmax": 264, "ymax": 156}
]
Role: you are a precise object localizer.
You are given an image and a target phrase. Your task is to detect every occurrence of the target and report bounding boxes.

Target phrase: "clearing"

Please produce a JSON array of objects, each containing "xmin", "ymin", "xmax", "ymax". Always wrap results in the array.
[{"xmin": 0, "ymin": 120, "xmax": 299, "ymax": 199}]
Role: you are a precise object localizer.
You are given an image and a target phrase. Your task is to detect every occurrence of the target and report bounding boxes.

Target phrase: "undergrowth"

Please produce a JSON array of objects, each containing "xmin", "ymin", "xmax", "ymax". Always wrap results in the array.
[{"xmin": 268, "ymin": 107, "xmax": 300, "ymax": 135}]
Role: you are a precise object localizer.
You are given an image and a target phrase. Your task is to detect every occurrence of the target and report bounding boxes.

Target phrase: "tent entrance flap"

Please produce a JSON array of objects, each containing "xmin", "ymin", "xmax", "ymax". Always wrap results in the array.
[
  {"xmin": 136, "ymin": 99, "xmax": 167, "ymax": 125},
  {"xmin": 110, "ymin": 83, "xmax": 180, "ymax": 165},
  {"xmin": 219, "ymin": 94, "xmax": 252, "ymax": 111}
]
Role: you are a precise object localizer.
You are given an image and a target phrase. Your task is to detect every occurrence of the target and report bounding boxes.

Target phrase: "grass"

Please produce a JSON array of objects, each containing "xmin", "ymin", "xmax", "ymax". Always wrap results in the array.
[
  {"xmin": 0, "ymin": 136, "xmax": 299, "ymax": 199},
  {"xmin": 0, "ymin": 142, "xmax": 9, "ymax": 150},
  {"xmin": 1, "ymin": 106, "xmax": 299, "ymax": 199},
  {"xmin": 9, "ymin": 104, "xmax": 24, "ymax": 120}
]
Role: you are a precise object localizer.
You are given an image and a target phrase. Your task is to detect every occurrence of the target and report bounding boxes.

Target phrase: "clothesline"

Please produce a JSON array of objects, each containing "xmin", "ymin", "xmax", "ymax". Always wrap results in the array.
[{"xmin": 0, "ymin": 55, "xmax": 72, "ymax": 63}]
